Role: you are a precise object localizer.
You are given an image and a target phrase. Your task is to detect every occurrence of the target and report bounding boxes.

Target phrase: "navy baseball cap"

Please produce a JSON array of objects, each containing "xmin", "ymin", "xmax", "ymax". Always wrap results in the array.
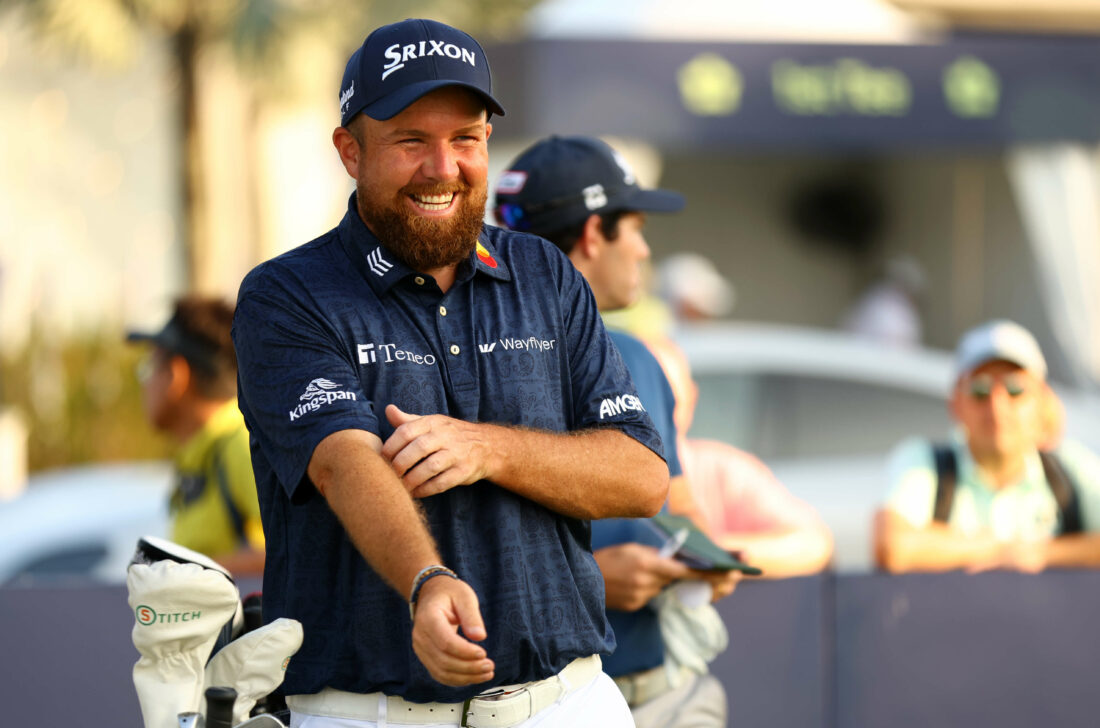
[
  {"xmin": 127, "ymin": 314, "xmax": 220, "ymax": 375},
  {"xmin": 340, "ymin": 18, "xmax": 505, "ymax": 125},
  {"xmin": 493, "ymin": 136, "xmax": 684, "ymax": 236}
]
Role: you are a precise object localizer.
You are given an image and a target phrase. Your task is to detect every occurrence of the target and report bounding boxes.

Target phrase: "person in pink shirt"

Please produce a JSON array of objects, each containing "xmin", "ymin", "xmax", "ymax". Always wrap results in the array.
[{"xmin": 647, "ymin": 337, "xmax": 834, "ymax": 578}]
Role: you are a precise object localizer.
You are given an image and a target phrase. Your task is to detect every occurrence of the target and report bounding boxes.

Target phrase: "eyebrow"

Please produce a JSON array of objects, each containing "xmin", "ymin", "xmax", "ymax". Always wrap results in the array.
[{"xmin": 386, "ymin": 123, "xmax": 486, "ymax": 139}]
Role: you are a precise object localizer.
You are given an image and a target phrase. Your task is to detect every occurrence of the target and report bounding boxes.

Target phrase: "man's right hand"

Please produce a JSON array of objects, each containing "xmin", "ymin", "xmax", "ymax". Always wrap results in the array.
[
  {"xmin": 595, "ymin": 542, "xmax": 692, "ymax": 611},
  {"xmin": 411, "ymin": 576, "xmax": 495, "ymax": 687}
]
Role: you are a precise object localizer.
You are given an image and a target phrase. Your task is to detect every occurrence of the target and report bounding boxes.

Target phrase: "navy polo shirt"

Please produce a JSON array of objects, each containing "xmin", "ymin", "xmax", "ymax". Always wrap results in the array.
[
  {"xmin": 232, "ymin": 193, "xmax": 664, "ymax": 703},
  {"xmin": 592, "ymin": 331, "xmax": 682, "ymax": 677}
]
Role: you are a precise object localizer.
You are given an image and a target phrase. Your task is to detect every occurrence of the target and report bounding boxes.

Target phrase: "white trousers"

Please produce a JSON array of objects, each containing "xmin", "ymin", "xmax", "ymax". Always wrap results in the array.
[
  {"xmin": 629, "ymin": 673, "xmax": 727, "ymax": 728},
  {"xmin": 290, "ymin": 672, "xmax": 635, "ymax": 728}
]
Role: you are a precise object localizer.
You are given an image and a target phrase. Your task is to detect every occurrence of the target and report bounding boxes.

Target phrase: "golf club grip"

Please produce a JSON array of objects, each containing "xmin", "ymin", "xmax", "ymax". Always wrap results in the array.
[{"xmin": 206, "ymin": 685, "xmax": 238, "ymax": 728}]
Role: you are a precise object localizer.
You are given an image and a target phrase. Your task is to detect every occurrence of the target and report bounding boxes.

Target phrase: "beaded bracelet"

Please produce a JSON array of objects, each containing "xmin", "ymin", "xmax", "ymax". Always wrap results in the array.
[{"xmin": 408, "ymin": 565, "xmax": 459, "ymax": 621}]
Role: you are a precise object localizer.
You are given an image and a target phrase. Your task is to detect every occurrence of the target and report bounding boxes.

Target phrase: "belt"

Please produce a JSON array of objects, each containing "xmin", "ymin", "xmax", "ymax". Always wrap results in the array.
[
  {"xmin": 287, "ymin": 654, "xmax": 602, "ymax": 728},
  {"xmin": 613, "ymin": 664, "xmax": 693, "ymax": 707}
]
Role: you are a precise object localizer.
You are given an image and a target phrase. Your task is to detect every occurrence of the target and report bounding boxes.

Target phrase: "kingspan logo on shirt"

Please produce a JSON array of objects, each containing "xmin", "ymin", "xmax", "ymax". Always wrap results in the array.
[
  {"xmin": 381, "ymin": 41, "xmax": 478, "ymax": 81},
  {"xmin": 289, "ymin": 378, "xmax": 358, "ymax": 421},
  {"xmin": 598, "ymin": 394, "xmax": 646, "ymax": 420}
]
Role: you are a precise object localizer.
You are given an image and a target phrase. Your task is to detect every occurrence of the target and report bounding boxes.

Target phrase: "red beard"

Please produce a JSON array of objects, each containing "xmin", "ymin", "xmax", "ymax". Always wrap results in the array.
[{"xmin": 357, "ymin": 180, "xmax": 487, "ymax": 272}]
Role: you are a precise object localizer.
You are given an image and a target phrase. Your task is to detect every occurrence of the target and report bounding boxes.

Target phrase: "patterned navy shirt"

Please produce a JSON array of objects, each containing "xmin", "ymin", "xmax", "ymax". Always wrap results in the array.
[{"xmin": 232, "ymin": 194, "xmax": 664, "ymax": 703}]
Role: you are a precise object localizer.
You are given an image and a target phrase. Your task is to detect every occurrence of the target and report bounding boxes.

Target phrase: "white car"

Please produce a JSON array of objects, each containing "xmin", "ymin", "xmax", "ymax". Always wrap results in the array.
[
  {"xmin": 0, "ymin": 461, "xmax": 171, "ymax": 586},
  {"xmin": 674, "ymin": 322, "xmax": 1100, "ymax": 572}
]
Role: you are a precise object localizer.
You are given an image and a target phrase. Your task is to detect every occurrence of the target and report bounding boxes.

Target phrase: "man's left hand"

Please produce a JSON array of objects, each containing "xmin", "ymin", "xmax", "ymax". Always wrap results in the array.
[
  {"xmin": 382, "ymin": 404, "xmax": 492, "ymax": 498},
  {"xmin": 686, "ymin": 569, "xmax": 741, "ymax": 602}
]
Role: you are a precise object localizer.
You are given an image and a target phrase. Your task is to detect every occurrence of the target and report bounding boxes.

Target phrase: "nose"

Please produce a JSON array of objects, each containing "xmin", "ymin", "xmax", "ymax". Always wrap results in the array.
[
  {"xmin": 421, "ymin": 141, "xmax": 460, "ymax": 182},
  {"xmin": 986, "ymin": 385, "xmax": 1018, "ymax": 421}
]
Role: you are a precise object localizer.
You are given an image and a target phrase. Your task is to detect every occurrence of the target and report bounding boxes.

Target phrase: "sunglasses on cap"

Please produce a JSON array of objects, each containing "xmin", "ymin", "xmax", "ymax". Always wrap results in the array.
[{"xmin": 967, "ymin": 373, "xmax": 1028, "ymax": 399}]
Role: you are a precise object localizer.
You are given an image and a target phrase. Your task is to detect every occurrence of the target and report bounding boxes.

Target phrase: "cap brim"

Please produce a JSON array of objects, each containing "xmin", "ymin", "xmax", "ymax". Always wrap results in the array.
[
  {"xmin": 363, "ymin": 80, "xmax": 506, "ymax": 121},
  {"xmin": 620, "ymin": 188, "xmax": 685, "ymax": 214},
  {"xmin": 126, "ymin": 331, "xmax": 159, "ymax": 344}
]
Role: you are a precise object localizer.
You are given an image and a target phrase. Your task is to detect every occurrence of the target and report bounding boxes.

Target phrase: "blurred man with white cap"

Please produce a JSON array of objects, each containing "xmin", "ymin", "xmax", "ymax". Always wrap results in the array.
[
  {"xmin": 875, "ymin": 320, "xmax": 1100, "ymax": 573},
  {"xmin": 657, "ymin": 253, "xmax": 735, "ymax": 326}
]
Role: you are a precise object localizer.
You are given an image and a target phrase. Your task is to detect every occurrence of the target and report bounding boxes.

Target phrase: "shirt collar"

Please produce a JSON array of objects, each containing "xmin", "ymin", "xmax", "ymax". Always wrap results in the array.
[{"xmin": 336, "ymin": 192, "xmax": 511, "ymax": 293}]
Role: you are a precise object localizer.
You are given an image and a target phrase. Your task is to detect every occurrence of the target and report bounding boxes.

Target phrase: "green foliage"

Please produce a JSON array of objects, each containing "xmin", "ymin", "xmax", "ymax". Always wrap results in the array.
[{"xmin": 1, "ymin": 331, "xmax": 171, "ymax": 472}]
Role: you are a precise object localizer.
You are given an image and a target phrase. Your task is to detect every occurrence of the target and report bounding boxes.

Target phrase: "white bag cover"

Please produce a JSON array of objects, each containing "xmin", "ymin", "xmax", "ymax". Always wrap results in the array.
[
  {"xmin": 128, "ymin": 560, "xmax": 241, "ymax": 728},
  {"xmin": 204, "ymin": 617, "xmax": 304, "ymax": 725},
  {"xmin": 654, "ymin": 583, "xmax": 729, "ymax": 682}
]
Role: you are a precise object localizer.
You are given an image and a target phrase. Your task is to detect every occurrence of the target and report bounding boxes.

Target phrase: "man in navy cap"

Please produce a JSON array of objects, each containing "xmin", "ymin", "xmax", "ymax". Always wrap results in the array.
[
  {"xmin": 875, "ymin": 319, "xmax": 1100, "ymax": 573},
  {"xmin": 232, "ymin": 18, "xmax": 668, "ymax": 728},
  {"xmin": 494, "ymin": 136, "xmax": 739, "ymax": 728}
]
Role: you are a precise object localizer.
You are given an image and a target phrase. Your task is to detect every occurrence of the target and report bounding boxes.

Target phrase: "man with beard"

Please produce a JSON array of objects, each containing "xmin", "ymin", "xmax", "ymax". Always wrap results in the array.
[{"xmin": 231, "ymin": 18, "xmax": 669, "ymax": 728}]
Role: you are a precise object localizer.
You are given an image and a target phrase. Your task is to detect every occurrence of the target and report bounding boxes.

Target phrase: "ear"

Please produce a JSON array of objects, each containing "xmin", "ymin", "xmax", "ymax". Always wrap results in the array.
[
  {"xmin": 332, "ymin": 125, "xmax": 361, "ymax": 180},
  {"xmin": 573, "ymin": 214, "xmax": 606, "ymax": 261},
  {"xmin": 165, "ymin": 355, "xmax": 193, "ymax": 401}
]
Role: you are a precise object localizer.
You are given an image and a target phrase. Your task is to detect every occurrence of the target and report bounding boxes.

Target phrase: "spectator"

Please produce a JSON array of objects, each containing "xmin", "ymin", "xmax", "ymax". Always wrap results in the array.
[
  {"xmin": 495, "ymin": 134, "xmax": 739, "ymax": 728},
  {"xmin": 647, "ymin": 336, "xmax": 834, "ymax": 578},
  {"xmin": 656, "ymin": 252, "xmax": 735, "ymax": 327},
  {"xmin": 128, "ymin": 296, "xmax": 264, "ymax": 576},
  {"xmin": 875, "ymin": 319, "xmax": 1100, "ymax": 573},
  {"xmin": 840, "ymin": 255, "xmax": 926, "ymax": 347}
]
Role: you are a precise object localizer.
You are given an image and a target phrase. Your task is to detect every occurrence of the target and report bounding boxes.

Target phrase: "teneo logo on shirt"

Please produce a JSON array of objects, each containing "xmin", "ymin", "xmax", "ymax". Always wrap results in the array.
[
  {"xmin": 358, "ymin": 342, "xmax": 438, "ymax": 366},
  {"xmin": 135, "ymin": 605, "xmax": 202, "ymax": 626},
  {"xmin": 289, "ymin": 378, "xmax": 358, "ymax": 421},
  {"xmin": 477, "ymin": 336, "xmax": 557, "ymax": 355},
  {"xmin": 381, "ymin": 41, "xmax": 477, "ymax": 81},
  {"xmin": 599, "ymin": 394, "xmax": 646, "ymax": 420}
]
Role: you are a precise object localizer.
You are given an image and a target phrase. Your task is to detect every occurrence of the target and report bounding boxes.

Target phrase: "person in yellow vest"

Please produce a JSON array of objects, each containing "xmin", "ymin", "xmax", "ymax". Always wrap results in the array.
[{"xmin": 128, "ymin": 296, "xmax": 264, "ymax": 575}]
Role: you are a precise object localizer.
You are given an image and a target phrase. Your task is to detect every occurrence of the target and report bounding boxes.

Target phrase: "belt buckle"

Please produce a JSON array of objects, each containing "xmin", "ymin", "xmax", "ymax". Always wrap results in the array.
[{"xmin": 463, "ymin": 686, "xmax": 530, "ymax": 728}]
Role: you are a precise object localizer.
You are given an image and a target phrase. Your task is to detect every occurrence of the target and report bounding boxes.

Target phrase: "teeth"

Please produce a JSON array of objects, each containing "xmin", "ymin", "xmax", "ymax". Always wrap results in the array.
[{"xmin": 411, "ymin": 193, "xmax": 455, "ymax": 211}]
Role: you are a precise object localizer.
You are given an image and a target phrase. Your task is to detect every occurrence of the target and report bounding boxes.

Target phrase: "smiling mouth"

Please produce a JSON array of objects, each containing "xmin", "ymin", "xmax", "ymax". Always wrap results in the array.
[{"xmin": 410, "ymin": 192, "xmax": 456, "ymax": 211}]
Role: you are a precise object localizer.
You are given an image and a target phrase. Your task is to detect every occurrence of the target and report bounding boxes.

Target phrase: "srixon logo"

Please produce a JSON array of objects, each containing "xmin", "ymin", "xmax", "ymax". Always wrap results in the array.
[
  {"xmin": 381, "ymin": 41, "xmax": 477, "ymax": 81},
  {"xmin": 135, "ymin": 605, "xmax": 202, "ymax": 626}
]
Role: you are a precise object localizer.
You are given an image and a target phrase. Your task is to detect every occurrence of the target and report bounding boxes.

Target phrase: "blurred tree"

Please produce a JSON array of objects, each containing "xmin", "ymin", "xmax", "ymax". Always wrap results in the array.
[
  {"xmin": 1, "ymin": 0, "xmax": 541, "ymax": 472},
  {"xmin": 1, "ymin": 0, "xmax": 541, "ymax": 293},
  {"xmin": 1, "ymin": 328, "xmax": 171, "ymax": 470}
]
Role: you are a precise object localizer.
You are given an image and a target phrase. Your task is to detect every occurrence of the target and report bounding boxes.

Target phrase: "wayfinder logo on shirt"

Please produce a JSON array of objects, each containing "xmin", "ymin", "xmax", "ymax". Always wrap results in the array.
[{"xmin": 289, "ymin": 378, "xmax": 358, "ymax": 421}]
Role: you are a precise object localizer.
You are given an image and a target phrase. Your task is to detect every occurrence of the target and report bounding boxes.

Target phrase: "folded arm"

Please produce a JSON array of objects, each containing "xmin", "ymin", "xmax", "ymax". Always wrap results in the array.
[
  {"xmin": 718, "ymin": 526, "xmax": 833, "ymax": 578},
  {"xmin": 382, "ymin": 405, "xmax": 668, "ymax": 519},
  {"xmin": 874, "ymin": 508, "xmax": 1005, "ymax": 573}
]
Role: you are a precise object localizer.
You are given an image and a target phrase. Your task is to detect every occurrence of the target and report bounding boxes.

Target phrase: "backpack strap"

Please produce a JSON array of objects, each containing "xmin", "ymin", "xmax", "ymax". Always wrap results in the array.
[
  {"xmin": 1039, "ymin": 452, "xmax": 1083, "ymax": 536},
  {"xmin": 209, "ymin": 434, "xmax": 247, "ymax": 547},
  {"xmin": 932, "ymin": 444, "xmax": 957, "ymax": 524}
]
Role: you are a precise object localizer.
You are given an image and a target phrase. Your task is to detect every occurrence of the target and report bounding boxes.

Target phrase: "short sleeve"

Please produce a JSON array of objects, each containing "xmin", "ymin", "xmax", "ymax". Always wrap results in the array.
[
  {"xmin": 233, "ymin": 269, "xmax": 379, "ymax": 497},
  {"xmin": 884, "ymin": 437, "xmax": 938, "ymax": 528}
]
